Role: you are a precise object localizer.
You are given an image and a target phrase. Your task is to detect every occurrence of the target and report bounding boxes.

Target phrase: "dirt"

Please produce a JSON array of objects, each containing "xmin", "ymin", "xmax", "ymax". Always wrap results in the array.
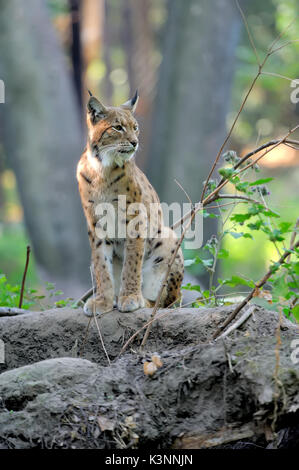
[{"xmin": 0, "ymin": 304, "xmax": 298, "ymax": 449}]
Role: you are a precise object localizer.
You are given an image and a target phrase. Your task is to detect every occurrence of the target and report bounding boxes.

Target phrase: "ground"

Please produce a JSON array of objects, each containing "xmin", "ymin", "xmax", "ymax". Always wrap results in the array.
[{"xmin": 0, "ymin": 305, "xmax": 298, "ymax": 449}]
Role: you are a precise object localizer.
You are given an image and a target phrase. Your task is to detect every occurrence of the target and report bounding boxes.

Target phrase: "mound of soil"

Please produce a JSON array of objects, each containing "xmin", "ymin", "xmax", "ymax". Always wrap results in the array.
[{"xmin": 0, "ymin": 305, "xmax": 298, "ymax": 449}]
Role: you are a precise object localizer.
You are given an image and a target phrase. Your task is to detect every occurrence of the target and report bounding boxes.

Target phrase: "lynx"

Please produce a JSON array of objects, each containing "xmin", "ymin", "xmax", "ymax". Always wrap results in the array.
[{"xmin": 77, "ymin": 92, "xmax": 184, "ymax": 316}]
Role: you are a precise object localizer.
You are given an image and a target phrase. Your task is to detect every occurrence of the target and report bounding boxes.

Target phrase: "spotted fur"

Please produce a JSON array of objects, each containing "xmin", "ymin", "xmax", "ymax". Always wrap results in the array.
[{"xmin": 77, "ymin": 94, "xmax": 184, "ymax": 315}]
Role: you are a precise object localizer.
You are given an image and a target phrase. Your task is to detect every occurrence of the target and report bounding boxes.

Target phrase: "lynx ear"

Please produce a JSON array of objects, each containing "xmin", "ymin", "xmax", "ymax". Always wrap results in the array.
[
  {"xmin": 87, "ymin": 96, "xmax": 107, "ymax": 124},
  {"xmin": 120, "ymin": 90, "xmax": 139, "ymax": 113}
]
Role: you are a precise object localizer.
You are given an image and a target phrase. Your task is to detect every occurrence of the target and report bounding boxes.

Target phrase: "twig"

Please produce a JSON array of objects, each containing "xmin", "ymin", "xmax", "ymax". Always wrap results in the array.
[
  {"xmin": 215, "ymin": 194, "xmax": 266, "ymax": 206},
  {"xmin": 272, "ymin": 307, "xmax": 283, "ymax": 433},
  {"xmin": 19, "ymin": 245, "xmax": 31, "ymax": 309},
  {"xmin": 287, "ymin": 218, "xmax": 299, "ymax": 263},
  {"xmin": 0, "ymin": 307, "xmax": 35, "ymax": 317},
  {"xmin": 235, "ymin": 0, "xmax": 260, "ymax": 66},
  {"xmin": 205, "ymin": 125, "xmax": 299, "ymax": 208},
  {"xmin": 79, "ymin": 315, "xmax": 92, "ymax": 357},
  {"xmin": 75, "ymin": 287, "xmax": 93, "ymax": 306},
  {"xmin": 212, "ymin": 240, "xmax": 299, "ymax": 340},
  {"xmin": 174, "ymin": 178, "xmax": 193, "ymax": 205},
  {"xmin": 269, "ymin": 39, "xmax": 299, "ymax": 56},
  {"xmin": 216, "ymin": 305, "xmax": 256, "ymax": 340},
  {"xmin": 261, "ymin": 71, "xmax": 295, "ymax": 82},
  {"xmin": 90, "ymin": 267, "xmax": 111, "ymax": 366},
  {"xmin": 119, "ymin": 299, "xmax": 179, "ymax": 356},
  {"xmin": 267, "ymin": 17, "xmax": 296, "ymax": 52},
  {"xmin": 171, "ymin": 137, "xmax": 299, "ymax": 231}
]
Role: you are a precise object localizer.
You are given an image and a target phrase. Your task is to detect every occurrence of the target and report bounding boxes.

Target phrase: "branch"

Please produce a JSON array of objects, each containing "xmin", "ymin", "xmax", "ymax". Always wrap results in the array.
[
  {"xmin": 215, "ymin": 194, "xmax": 265, "ymax": 206},
  {"xmin": 0, "ymin": 307, "xmax": 34, "ymax": 317},
  {"xmin": 216, "ymin": 305, "xmax": 256, "ymax": 340},
  {"xmin": 205, "ymin": 125, "xmax": 299, "ymax": 207},
  {"xmin": 19, "ymin": 245, "xmax": 31, "ymax": 309},
  {"xmin": 212, "ymin": 240, "xmax": 299, "ymax": 340}
]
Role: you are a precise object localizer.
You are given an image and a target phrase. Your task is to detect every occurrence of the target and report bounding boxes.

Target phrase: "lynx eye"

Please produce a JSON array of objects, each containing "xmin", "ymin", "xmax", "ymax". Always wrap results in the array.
[
  {"xmin": 133, "ymin": 124, "xmax": 138, "ymax": 132},
  {"xmin": 113, "ymin": 125, "xmax": 123, "ymax": 131}
]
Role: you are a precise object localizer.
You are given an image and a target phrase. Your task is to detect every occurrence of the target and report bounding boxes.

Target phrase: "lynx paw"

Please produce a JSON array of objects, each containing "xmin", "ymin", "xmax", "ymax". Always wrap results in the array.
[
  {"xmin": 83, "ymin": 296, "xmax": 114, "ymax": 317},
  {"xmin": 118, "ymin": 293, "xmax": 145, "ymax": 312}
]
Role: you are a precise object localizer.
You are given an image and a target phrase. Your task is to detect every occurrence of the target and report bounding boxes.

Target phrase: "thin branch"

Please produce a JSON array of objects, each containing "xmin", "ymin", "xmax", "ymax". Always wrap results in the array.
[
  {"xmin": 19, "ymin": 245, "xmax": 31, "ymax": 309},
  {"xmin": 287, "ymin": 218, "xmax": 299, "ymax": 263},
  {"xmin": 200, "ymin": 71, "xmax": 261, "ymax": 202},
  {"xmin": 215, "ymin": 194, "xmax": 265, "ymax": 206},
  {"xmin": 75, "ymin": 287, "xmax": 93, "ymax": 306},
  {"xmin": 269, "ymin": 39, "xmax": 299, "ymax": 56},
  {"xmin": 0, "ymin": 307, "xmax": 34, "ymax": 317},
  {"xmin": 205, "ymin": 125, "xmax": 299, "ymax": 207},
  {"xmin": 174, "ymin": 178, "xmax": 193, "ymax": 205},
  {"xmin": 235, "ymin": 0, "xmax": 260, "ymax": 66},
  {"xmin": 89, "ymin": 267, "xmax": 111, "ymax": 366},
  {"xmin": 267, "ymin": 18, "xmax": 296, "ymax": 52},
  {"xmin": 212, "ymin": 239, "xmax": 299, "ymax": 340},
  {"xmin": 233, "ymin": 138, "xmax": 299, "ymax": 174},
  {"xmin": 261, "ymin": 71, "xmax": 295, "ymax": 82},
  {"xmin": 216, "ymin": 305, "xmax": 256, "ymax": 340}
]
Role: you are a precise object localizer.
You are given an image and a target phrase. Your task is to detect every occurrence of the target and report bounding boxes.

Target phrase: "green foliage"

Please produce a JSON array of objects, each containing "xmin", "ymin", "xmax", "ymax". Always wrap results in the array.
[
  {"xmin": 0, "ymin": 273, "xmax": 37, "ymax": 309},
  {"xmin": 184, "ymin": 151, "xmax": 299, "ymax": 321},
  {"xmin": 0, "ymin": 275, "xmax": 78, "ymax": 310}
]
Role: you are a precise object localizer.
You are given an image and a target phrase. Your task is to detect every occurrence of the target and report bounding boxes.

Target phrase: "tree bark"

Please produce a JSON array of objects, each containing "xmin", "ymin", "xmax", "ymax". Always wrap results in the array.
[{"xmin": 0, "ymin": 0, "xmax": 90, "ymax": 294}]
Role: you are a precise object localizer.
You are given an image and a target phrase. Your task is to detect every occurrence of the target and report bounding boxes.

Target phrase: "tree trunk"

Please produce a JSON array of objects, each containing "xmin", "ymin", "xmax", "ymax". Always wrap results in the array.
[
  {"xmin": 147, "ymin": 0, "xmax": 241, "ymax": 249},
  {"xmin": 0, "ymin": 0, "xmax": 90, "ymax": 294}
]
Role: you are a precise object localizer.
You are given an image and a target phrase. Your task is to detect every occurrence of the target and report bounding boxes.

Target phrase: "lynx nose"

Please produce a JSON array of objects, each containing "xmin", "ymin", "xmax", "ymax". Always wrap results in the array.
[{"xmin": 130, "ymin": 140, "xmax": 138, "ymax": 148}]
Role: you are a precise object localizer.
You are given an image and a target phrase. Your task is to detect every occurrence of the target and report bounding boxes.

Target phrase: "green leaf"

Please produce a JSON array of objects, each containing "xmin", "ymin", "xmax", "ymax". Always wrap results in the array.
[
  {"xmin": 292, "ymin": 305, "xmax": 299, "ymax": 322},
  {"xmin": 217, "ymin": 249, "xmax": 229, "ymax": 259},
  {"xmin": 221, "ymin": 275, "xmax": 255, "ymax": 288},
  {"xmin": 249, "ymin": 177, "xmax": 274, "ymax": 186},
  {"xmin": 278, "ymin": 222, "xmax": 293, "ymax": 233},
  {"xmin": 293, "ymin": 262, "xmax": 299, "ymax": 276},
  {"xmin": 184, "ymin": 259, "xmax": 197, "ymax": 267},
  {"xmin": 269, "ymin": 229, "xmax": 285, "ymax": 242},
  {"xmin": 247, "ymin": 221, "xmax": 263, "ymax": 230},
  {"xmin": 230, "ymin": 213, "xmax": 252, "ymax": 223},
  {"xmin": 181, "ymin": 283, "xmax": 202, "ymax": 292},
  {"xmin": 228, "ymin": 231, "xmax": 245, "ymax": 239},
  {"xmin": 262, "ymin": 209, "xmax": 280, "ymax": 218},
  {"xmin": 235, "ymin": 182, "xmax": 250, "ymax": 192},
  {"xmin": 219, "ymin": 168, "xmax": 237, "ymax": 179}
]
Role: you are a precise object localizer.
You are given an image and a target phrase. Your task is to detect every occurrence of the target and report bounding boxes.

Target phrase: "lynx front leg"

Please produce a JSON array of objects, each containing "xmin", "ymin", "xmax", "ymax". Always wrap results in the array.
[
  {"xmin": 84, "ymin": 239, "xmax": 115, "ymax": 316},
  {"xmin": 118, "ymin": 237, "xmax": 146, "ymax": 312}
]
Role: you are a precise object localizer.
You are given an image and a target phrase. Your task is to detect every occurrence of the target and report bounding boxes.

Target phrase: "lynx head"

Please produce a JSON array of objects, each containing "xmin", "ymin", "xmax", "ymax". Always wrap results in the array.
[{"xmin": 86, "ymin": 91, "xmax": 139, "ymax": 169}]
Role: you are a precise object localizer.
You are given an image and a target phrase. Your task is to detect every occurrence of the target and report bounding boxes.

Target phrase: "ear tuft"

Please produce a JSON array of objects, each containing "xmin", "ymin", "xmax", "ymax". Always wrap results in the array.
[
  {"xmin": 87, "ymin": 96, "xmax": 107, "ymax": 124},
  {"xmin": 120, "ymin": 90, "xmax": 139, "ymax": 113},
  {"xmin": 87, "ymin": 89, "xmax": 93, "ymax": 97}
]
